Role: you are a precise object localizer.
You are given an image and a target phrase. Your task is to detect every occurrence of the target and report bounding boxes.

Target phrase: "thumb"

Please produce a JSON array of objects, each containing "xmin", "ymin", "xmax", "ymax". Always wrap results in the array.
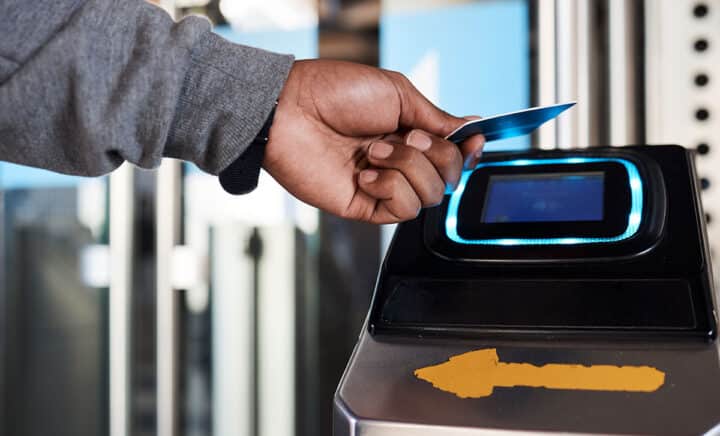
[
  {"xmin": 388, "ymin": 71, "xmax": 467, "ymax": 137},
  {"xmin": 458, "ymin": 116, "xmax": 486, "ymax": 169}
]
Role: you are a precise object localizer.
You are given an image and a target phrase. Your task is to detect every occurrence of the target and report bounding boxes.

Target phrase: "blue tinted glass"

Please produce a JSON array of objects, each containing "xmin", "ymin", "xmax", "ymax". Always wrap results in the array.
[
  {"xmin": 482, "ymin": 172, "xmax": 604, "ymax": 223},
  {"xmin": 380, "ymin": 0, "xmax": 529, "ymax": 152},
  {"xmin": 0, "ymin": 162, "xmax": 82, "ymax": 189}
]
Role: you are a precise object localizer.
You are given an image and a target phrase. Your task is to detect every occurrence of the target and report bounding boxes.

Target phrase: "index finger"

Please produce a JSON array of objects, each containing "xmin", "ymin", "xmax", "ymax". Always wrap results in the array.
[{"xmin": 404, "ymin": 129, "xmax": 463, "ymax": 191}]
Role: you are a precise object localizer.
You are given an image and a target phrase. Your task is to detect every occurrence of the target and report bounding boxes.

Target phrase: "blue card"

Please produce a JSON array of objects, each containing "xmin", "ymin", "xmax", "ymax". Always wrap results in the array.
[{"xmin": 445, "ymin": 102, "xmax": 576, "ymax": 144}]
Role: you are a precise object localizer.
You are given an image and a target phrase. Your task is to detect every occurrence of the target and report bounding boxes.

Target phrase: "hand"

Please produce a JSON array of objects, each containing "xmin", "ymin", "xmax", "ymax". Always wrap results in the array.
[{"xmin": 264, "ymin": 59, "xmax": 485, "ymax": 224}]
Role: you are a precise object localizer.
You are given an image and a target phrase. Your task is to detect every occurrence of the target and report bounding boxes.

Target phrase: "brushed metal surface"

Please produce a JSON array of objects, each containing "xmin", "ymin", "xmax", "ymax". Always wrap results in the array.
[{"xmin": 335, "ymin": 330, "xmax": 720, "ymax": 435}]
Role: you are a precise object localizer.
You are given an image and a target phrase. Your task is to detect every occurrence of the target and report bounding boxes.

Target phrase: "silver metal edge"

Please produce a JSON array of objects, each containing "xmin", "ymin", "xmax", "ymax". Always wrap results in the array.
[
  {"xmin": 156, "ymin": 160, "xmax": 182, "ymax": 436},
  {"xmin": 109, "ymin": 164, "xmax": 134, "ymax": 436}
]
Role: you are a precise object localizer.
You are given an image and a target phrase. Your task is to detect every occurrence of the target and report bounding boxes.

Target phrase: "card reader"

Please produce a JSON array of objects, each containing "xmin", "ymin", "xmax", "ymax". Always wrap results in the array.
[{"xmin": 370, "ymin": 145, "xmax": 716, "ymax": 339}]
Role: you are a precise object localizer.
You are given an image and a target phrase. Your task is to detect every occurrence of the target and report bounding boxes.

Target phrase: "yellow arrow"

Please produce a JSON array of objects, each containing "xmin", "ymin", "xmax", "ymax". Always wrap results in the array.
[{"xmin": 414, "ymin": 349, "xmax": 665, "ymax": 398}]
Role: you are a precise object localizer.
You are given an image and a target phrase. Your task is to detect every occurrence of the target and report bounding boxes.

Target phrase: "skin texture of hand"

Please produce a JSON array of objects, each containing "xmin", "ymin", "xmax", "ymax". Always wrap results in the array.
[{"xmin": 264, "ymin": 59, "xmax": 486, "ymax": 224}]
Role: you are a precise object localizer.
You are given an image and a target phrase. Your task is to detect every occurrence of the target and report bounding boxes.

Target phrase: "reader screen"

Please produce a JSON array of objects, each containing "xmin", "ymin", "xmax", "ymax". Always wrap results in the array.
[{"xmin": 482, "ymin": 172, "xmax": 604, "ymax": 223}]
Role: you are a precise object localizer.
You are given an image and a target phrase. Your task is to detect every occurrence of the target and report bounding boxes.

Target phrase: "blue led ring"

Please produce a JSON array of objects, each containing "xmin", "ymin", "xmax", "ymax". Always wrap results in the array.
[{"xmin": 445, "ymin": 157, "xmax": 644, "ymax": 246}]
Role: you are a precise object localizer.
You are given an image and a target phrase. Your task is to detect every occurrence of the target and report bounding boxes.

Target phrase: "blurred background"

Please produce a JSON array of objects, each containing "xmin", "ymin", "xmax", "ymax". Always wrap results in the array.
[{"xmin": 0, "ymin": 0, "xmax": 717, "ymax": 435}]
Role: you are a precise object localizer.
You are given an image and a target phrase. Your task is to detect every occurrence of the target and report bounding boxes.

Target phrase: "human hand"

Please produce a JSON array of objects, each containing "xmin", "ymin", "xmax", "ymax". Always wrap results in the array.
[{"xmin": 264, "ymin": 59, "xmax": 485, "ymax": 224}]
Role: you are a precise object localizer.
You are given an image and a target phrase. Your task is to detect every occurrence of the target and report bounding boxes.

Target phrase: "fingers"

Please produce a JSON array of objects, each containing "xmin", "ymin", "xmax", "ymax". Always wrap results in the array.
[
  {"xmin": 356, "ymin": 130, "xmax": 477, "ymax": 223},
  {"xmin": 358, "ymin": 168, "xmax": 422, "ymax": 223},
  {"xmin": 366, "ymin": 140, "xmax": 447, "ymax": 207},
  {"xmin": 404, "ymin": 130, "xmax": 464, "ymax": 191},
  {"xmin": 362, "ymin": 128, "xmax": 470, "ymax": 208}
]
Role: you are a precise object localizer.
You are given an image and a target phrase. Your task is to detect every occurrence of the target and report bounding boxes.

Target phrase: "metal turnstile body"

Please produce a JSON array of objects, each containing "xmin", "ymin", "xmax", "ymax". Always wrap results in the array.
[{"xmin": 335, "ymin": 146, "xmax": 720, "ymax": 435}]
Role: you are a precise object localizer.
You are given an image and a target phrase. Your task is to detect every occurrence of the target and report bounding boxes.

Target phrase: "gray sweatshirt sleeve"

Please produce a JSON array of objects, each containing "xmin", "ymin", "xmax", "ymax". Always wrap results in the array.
[{"xmin": 0, "ymin": 0, "xmax": 294, "ymax": 176}]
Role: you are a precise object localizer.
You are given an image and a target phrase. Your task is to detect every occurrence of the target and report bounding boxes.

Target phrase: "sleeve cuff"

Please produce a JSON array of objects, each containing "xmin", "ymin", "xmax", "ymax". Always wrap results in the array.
[{"xmin": 165, "ymin": 30, "xmax": 294, "ymax": 174}]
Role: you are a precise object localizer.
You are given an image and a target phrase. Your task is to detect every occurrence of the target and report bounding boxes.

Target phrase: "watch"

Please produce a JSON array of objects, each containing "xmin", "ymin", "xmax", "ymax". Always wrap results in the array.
[{"xmin": 218, "ymin": 101, "xmax": 277, "ymax": 195}]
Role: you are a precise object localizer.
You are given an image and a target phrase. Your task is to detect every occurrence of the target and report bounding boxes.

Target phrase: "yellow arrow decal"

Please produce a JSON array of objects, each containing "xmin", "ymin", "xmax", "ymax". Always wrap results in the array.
[{"xmin": 414, "ymin": 349, "xmax": 665, "ymax": 398}]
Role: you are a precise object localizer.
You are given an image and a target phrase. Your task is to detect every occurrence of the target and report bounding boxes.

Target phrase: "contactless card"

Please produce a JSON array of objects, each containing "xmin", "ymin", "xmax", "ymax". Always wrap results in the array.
[{"xmin": 445, "ymin": 102, "xmax": 576, "ymax": 144}]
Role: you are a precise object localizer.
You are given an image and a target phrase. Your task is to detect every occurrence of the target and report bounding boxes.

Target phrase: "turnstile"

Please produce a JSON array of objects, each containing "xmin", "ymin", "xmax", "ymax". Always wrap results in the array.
[{"xmin": 334, "ymin": 145, "xmax": 720, "ymax": 435}]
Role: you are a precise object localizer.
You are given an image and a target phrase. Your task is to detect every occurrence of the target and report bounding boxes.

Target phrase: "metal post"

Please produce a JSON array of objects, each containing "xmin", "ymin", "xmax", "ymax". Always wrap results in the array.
[
  {"xmin": 608, "ymin": 0, "xmax": 642, "ymax": 145},
  {"xmin": 575, "ymin": 0, "xmax": 594, "ymax": 148},
  {"xmin": 536, "ymin": 0, "xmax": 558, "ymax": 149},
  {"xmin": 257, "ymin": 226, "xmax": 296, "ymax": 436},
  {"xmin": 211, "ymin": 225, "xmax": 254, "ymax": 436},
  {"xmin": 246, "ymin": 228, "xmax": 263, "ymax": 436},
  {"xmin": 109, "ymin": 164, "xmax": 134, "ymax": 436},
  {"xmin": 536, "ymin": 0, "xmax": 637, "ymax": 149},
  {"xmin": 156, "ymin": 160, "xmax": 182, "ymax": 436},
  {"xmin": 555, "ymin": 0, "xmax": 579, "ymax": 149},
  {"xmin": 154, "ymin": 3, "xmax": 181, "ymax": 435}
]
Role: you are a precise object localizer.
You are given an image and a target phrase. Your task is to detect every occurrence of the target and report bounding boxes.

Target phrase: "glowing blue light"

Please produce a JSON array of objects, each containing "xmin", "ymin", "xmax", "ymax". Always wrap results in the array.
[
  {"xmin": 558, "ymin": 238, "xmax": 584, "ymax": 245},
  {"xmin": 445, "ymin": 157, "xmax": 644, "ymax": 246}
]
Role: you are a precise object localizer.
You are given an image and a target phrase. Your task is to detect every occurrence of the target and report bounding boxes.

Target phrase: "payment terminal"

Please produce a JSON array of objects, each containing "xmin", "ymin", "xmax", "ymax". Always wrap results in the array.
[{"xmin": 334, "ymin": 145, "xmax": 720, "ymax": 435}]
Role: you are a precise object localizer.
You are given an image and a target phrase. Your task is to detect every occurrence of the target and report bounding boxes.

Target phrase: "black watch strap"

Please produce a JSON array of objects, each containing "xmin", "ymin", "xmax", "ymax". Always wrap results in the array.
[{"xmin": 219, "ymin": 103, "xmax": 277, "ymax": 195}]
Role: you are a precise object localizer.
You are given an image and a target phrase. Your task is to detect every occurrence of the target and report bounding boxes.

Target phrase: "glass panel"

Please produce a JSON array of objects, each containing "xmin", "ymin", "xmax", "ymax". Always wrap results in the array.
[
  {"xmin": 173, "ymin": 2, "xmax": 531, "ymax": 435},
  {"xmin": 0, "ymin": 163, "xmax": 110, "ymax": 436},
  {"xmin": 379, "ymin": 0, "xmax": 531, "ymax": 252},
  {"xmin": 176, "ymin": 3, "xmax": 319, "ymax": 436},
  {"xmin": 380, "ymin": 0, "xmax": 530, "ymax": 152}
]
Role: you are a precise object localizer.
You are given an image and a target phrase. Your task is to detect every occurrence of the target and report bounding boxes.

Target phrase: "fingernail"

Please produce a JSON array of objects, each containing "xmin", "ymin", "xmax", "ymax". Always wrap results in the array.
[
  {"xmin": 370, "ymin": 142, "xmax": 394, "ymax": 159},
  {"xmin": 475, "ymin": 149, "xmax": 483, "ymax": 159},
  {"xmin": 360, "ymin": 169, "xmax": 379, "ymax": 183},
  {"xmin": 407, "ymin": 130, "xmax": 432, "ymax": 151}
]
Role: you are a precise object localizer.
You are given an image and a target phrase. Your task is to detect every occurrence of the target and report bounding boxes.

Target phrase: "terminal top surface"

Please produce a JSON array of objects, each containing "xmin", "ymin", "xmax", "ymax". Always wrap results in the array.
[{"xmin": 337, "ymin": 332, "xmax": 720, "ymax": 435}]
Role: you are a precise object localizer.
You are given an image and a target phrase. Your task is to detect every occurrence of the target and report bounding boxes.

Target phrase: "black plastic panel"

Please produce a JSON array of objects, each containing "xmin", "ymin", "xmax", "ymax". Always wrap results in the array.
[
  {"xmin": 369, "ymin": 146, "xmax": 717, "ymax": 340},
  {"xmin": 424, "ymin": 149, "xmax": 667, "ymax": 262},
  {"xmin": 379, "ymin": 278, "xmax": 696, "ymax": 330}
]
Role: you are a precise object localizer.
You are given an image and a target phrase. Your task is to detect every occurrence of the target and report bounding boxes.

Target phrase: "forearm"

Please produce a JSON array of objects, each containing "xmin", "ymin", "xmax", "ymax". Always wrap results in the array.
[{"xmin": 0, "ymin": 0, "xmax": 293, "ymax": 176}]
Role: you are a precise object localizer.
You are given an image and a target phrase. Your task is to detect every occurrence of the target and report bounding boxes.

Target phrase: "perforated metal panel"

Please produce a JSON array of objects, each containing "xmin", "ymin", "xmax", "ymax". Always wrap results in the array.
[{"xmin": 645, "ymin": 0, "xmax": 720, "ymax": 262}]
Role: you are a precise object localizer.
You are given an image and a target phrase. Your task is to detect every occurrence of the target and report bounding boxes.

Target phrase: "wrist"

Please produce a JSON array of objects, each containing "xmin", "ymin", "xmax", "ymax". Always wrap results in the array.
[{"xmin": 263, "ymin": 62, "xmax": 300, "ymax": 170}]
